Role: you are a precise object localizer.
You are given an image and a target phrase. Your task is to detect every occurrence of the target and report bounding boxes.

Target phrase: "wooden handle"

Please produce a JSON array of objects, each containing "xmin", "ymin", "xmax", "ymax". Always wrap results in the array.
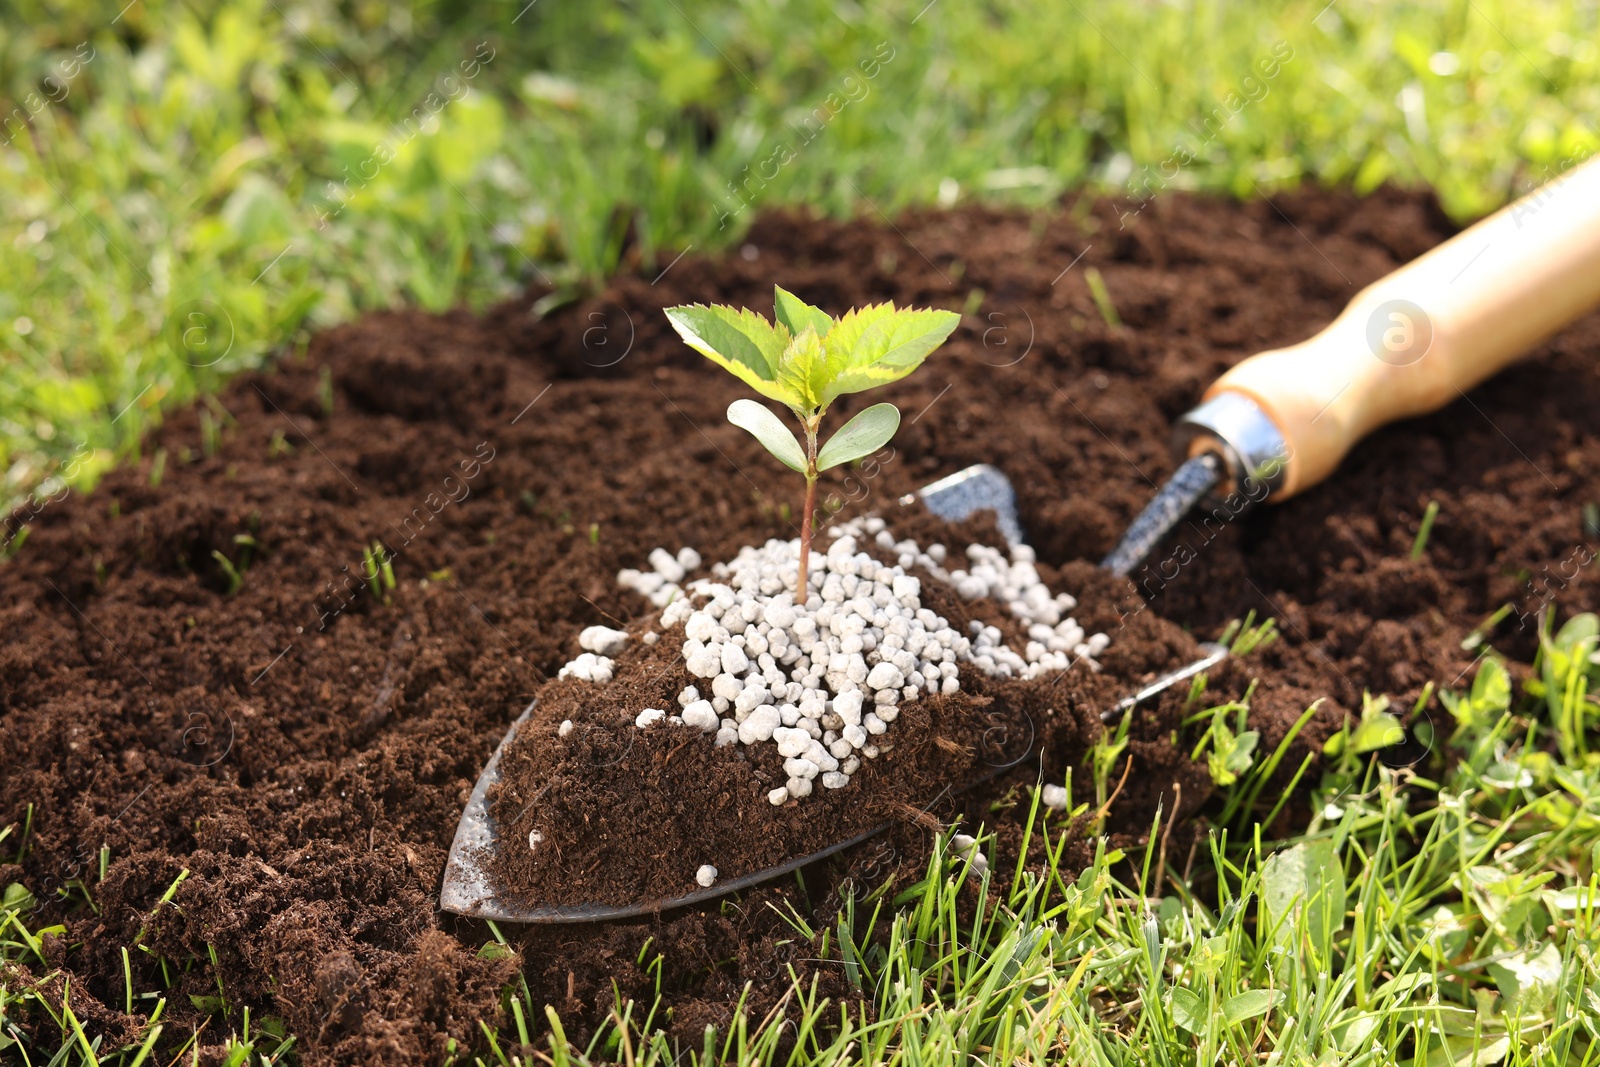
[{"xmin": 1205, "ymin": 154, "xmax": 1600, "ymax": 500}]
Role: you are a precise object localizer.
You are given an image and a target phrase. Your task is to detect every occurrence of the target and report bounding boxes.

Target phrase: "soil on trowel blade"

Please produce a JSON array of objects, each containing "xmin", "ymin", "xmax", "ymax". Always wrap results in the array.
[
  {"xmin": 4, "ymin": 185, "xmax": 1599, "ymax": 1064},
  {"xmin": 479, "ymin": 514, "xmax": 1199, "ymax": 910}
]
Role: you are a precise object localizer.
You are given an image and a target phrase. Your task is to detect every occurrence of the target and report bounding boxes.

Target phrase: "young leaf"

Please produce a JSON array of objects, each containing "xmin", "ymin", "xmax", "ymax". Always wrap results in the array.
[
  {"xmin": 1554, "ymin": 611, "xmax": 1600, "ymax": 652},
  {"xmin": 1487, "ymin": 943, "xmax": 1563, "ymax": 1014},
  {"xmin": 816, "ymin": 403, "xmax": 900, "ymax": 471},
  {"xmin": 773, "ymin": 286, "xmax": 833, "ymax": 339},
  {"xmin": 664, "ymin": 305, "xmax": 797, "ymax": 407},
  {"xmin": 1206, "ymin": 722, "xmax": 1259, "ymax": 786},
  {"xmin": 1261, "ymin": 839, "xmax": 1345, "ymax": 961},
  {"xmin": 774, "ymin": 326, "xmax": 832, "ymax": 415},
  {"xmin": 1221, "ymin": 988, "xmax": 1282, "ymax": 1026},
  {"xmin": 1470, "ymin": 655, "xmax": 1510, "ymax": 713},
  {"xmin": 1169, "ymin": 987, "xmax": 1205, "ymax": 1034},
  {"xmin": 853, "ymin": 309, "xmax": 964, "ymax": 369},
  {"xmin": 820, "ymin": 306, "xmax": 960, "ymax": 407},
  {"xmin": 820, "ymin": 302, "xmax": 897, "ymax": 361},
  {"xmin": 727, "ymin": 399, "xmax": 807, "ymax": 473}
]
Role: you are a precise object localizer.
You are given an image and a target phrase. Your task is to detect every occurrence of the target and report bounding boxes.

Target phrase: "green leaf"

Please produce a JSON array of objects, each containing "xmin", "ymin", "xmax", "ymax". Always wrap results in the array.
[
  {"xmin": 728, "ymin": 399, "xmax": 807, "ymax": 473},
  {"xmin": 1467, "ymin": 865, "xmax": 1554, "ymax": 940},
  {"xmin": 2, "ymin": 882, "xmax": 35, "ymax": 912},
  {"xmin": 853, "ymin": 309, "xmax": 963, "ymax": 369},
  {"xmin": 1222, "ymin": 988, "xmax": 1281, "ymax": 1025},
  {"xmin": 1227, "ymin": 730, "xmax": 1260, "ymax": 771},
  {"xmin": 1348, "ymin": 711, "xmax": 1405, "ymax": 753},
  {"xmin": 1327, "ymin": 691, "xmax": 1405, "ymax": 755},
  {"xmin": 1487, "ymin": 943, "xmax": 1562, "ymax": 1015},
  {"xmin": 1170, "ymin": 987, "xmax": 1204, "ymax": 1033},
  {"xmin": 1419, "ymin": 1034, "xmax": 1511, "ymax": 1067},
  {"xmin": 820, "ymin": 305, "xmax": 959, "ymax": 407},
  {"xmin": 818, "ymin": 302, "xmax": 896, "ymax": 362},
  {"xmin": 1371, "ymin": 971, "xmax": 1434, "ymax": 1001},
  {"xmin": 774, "ymin": 326, "xmax": 833, "ymax": 415},
  {"xmin": 669, "ymin": 299, "xmax": 957, "ymax": 418},
  {"xmin": 773, "ymin": 285, "xmax": 833, "ymax": 339},
  {"xmin": 477, "ymin": 941, "xmax": 517, "ymax": 960},
  {"xmin": 664, "ymin": 305, "xmax": 796, "ymax": 406},
  {"xmin": 1206, "ymin": 722, "xmax": 1259, "ymax": 786},
  {"xmin": 1553, "ymin": 612, "xmax": 1599, "ymax": 653},
  {"xmin": 1542, "ymin": 885, "xmax": 1598, "ymax": 911},
  {"xmin": 1471, "ymin": 656, "xmax": 1510, "ymax": 714},
  {"xmin": 817, "ymin": 403, "xmax": 900, "ymax": 472},
  {"xmin": 1262, "ymin": 839, "xmax": 1346, "ymax": 962},
  {"xmin": 189, "ymin": 993, "xmax": 227, "ymax": 1014},
  {"xmin": 1332, "ymin": 1013, "xmax": 1380, "ymax": 1052},
  {"xmin": 1540, "ymin": 611, "xmax": 1600, "ymax": 723}
]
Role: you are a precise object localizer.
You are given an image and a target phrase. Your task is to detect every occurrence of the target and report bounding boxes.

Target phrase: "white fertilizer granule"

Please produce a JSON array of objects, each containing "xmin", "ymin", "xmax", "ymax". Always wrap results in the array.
[{"xmin": 555, "ymin": 516, "xmax": 1108, "ymax": 806}]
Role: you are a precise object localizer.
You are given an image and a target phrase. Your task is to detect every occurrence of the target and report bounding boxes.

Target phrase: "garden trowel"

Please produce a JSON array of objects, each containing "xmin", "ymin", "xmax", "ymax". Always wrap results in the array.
[
  {"xmin": 440, "ymin": 464, "xmax": 1227, "ymax": 922},
  {"xmin": 1101, "ymin": 154, "xmax": 1600, "ymax": 576}
]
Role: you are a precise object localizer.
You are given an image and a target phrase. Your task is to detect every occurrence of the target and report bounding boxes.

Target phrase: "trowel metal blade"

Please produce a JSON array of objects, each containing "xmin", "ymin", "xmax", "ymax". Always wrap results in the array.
[{"xmin": 907, "ymin": 464, "xmax": 1025, "ymax": 547}]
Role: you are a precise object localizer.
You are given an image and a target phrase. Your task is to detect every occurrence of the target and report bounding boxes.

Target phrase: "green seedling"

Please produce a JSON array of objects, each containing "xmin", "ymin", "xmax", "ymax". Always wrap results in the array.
[
  {"xmin": 210, "ymin": 550, "xmax": 245, "ymax": 595},
  {"xmin": 1440, "ymin": 655, "xmax": 1511, "ymax": 743},
  {"xmin": 200, "ymin": 408, "xmax": 219, "ymax": 458},
  {"xmin": 1460, "ymin": 602, "xmax": 1513, "ymax": 650},
  {"xmin": 1088, "ymin": 710, "xmax": 1133, "ymax": 833},
  {"xmin": 209, "ymin": 533, "xmax": 259, "ymax": 596},
  {"xmin": 1410, "ymin": 499, "xmax": 1440, "ymax": 559},
  {"xmin": 1530, "ymin": 610, "xmax": 1600, "ymax": 760},
  {"xmin": 1323, "ymin": 691, "xmax": 1406, "ymax": 758},
  {"xmin": 665, "ymin": 286, "xmax": 959, "ymax": 592},
  {"xmin": 1083, "ymin": 266, "xmax": 1121, "ymax": 328},
  {"xmin": 1200, "ymin": 709, "xmax": 1259, "ymax": 788},
  {"xmin": 362, "ymin": 541, "xmax": 396, "ymax": 603},
  {"xmin": 234, "ymin": 532, "xmax": 259, "ymax": 570},
  {"xmin": 1219, "ymin": 610, "xmax": 1278, "ymax": 657}
]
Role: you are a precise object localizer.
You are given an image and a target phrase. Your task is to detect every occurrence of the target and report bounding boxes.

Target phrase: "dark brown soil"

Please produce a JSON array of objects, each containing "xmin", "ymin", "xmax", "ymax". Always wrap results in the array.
[{"xmin": 4, "ymin": 186, "xmax": 1599, "ymax": 1064}]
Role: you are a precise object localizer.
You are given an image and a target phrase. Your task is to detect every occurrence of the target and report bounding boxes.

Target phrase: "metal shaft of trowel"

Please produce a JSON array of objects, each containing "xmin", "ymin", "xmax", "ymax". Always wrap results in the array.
[{"xmin": 1099, "ymin": 391, "xmax": 1290, "ymax": 578}]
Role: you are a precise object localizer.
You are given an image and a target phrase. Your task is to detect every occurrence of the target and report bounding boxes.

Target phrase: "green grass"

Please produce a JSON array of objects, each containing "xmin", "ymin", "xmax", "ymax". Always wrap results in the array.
[
  {"xmin": 6, "ymin": 612, "xmax": 1600, "ymax": 1064},
  {"xmin": 3, "ymin": 0, "xmax": 1600, "ymax": 513}
]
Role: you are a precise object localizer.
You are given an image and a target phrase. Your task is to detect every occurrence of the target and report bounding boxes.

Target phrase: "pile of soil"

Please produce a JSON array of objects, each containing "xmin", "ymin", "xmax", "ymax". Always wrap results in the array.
[{"xmin": 3, "ymin": 186, "xmax": 1599, "ymax": 1064}]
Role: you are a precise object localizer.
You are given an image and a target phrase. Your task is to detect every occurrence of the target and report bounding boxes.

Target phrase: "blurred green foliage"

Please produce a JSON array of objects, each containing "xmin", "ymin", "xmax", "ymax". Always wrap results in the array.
[{"xmin": 1, "ymin": 0, "xmax": 1597, "ymax": 509}]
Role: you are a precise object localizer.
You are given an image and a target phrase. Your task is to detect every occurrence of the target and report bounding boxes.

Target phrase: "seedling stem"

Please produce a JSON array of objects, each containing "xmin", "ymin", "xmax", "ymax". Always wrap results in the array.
[{"xmin": 799, "ymin": 414, "xmax": 821, "ymax": 592}]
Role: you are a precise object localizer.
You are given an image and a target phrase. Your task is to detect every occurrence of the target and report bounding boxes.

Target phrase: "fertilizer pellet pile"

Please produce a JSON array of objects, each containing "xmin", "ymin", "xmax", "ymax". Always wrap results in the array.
[{"xmin": 555, "ymin": 517, "xmax": 1108, "ymax": 804}]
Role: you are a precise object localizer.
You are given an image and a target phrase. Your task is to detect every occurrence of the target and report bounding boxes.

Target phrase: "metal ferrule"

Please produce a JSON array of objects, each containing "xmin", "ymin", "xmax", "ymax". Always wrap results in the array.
[{"xmin": 1174, "ymin": 391, "xmax": 1290, "ymax": 509}]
